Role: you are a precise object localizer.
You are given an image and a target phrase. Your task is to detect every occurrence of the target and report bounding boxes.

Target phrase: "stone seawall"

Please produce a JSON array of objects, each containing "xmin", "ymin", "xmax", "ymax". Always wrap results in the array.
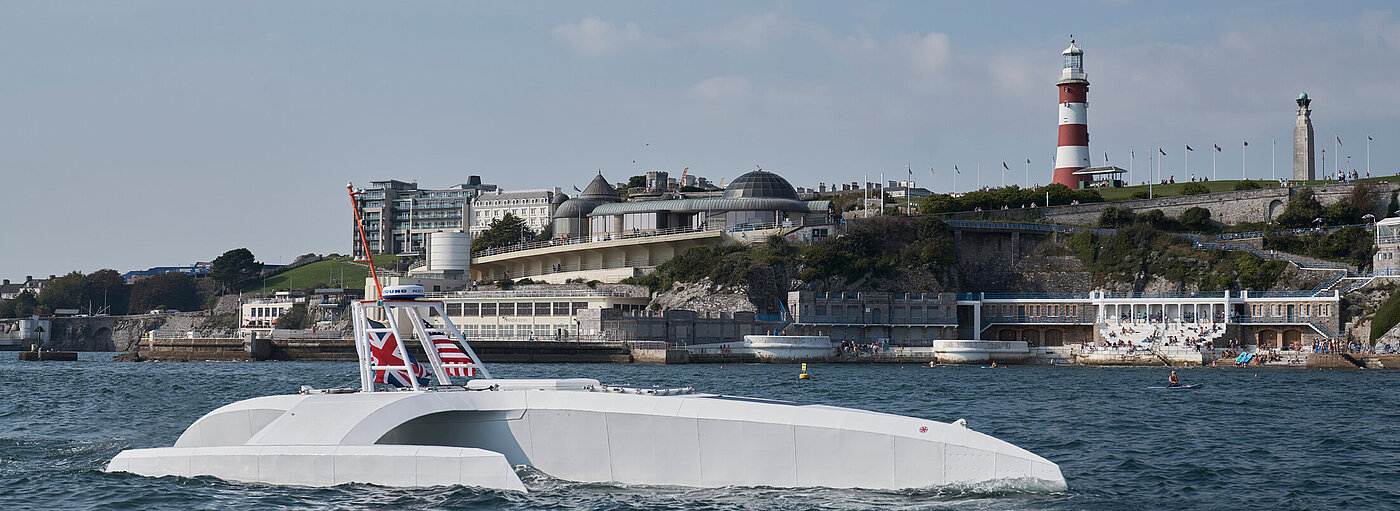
[{"xmin": 945, "ymin": 181, "xmax": 1399, "ymax": 226}]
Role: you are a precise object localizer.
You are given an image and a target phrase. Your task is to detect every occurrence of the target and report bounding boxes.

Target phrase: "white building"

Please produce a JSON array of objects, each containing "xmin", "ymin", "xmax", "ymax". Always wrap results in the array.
[{"xmin": 469, "ymin": 189, "xmax": 565, "ymax": 236}]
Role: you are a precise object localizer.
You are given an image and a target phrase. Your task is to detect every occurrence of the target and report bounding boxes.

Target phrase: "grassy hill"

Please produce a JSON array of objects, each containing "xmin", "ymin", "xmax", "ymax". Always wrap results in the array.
[{"xmin": 243, "ymin": 255, "xmax": 401, "ymax": 294}]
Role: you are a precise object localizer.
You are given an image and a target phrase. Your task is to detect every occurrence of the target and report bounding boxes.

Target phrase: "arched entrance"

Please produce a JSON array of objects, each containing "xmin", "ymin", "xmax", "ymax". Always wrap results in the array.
[
  {"xmin": 1282, "ymin": 329, "xmax": 1303, "ymax": 348},
  {"xmin": 998, "ymin": 329, "xmax": 1018, "ymax": 341},
  {"xmin": 1257, "ymin": 329, "xmax": 1278, "ymax": 348},
  {"xmin": 1020, "ymin": 330, "xmax": 1041, "ymax": 345},
  {"xmin": 1044, "ymin": 329, "xmax": 1064, "ymax": 346},
  {"xmin": 1268, "ymin": 199, "xmax": 1284, "ymax": 220}
]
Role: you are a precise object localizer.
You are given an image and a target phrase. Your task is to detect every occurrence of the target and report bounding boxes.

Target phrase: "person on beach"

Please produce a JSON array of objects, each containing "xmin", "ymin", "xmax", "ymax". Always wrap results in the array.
[{"xmin": 1168, "ymin": 370, "xmax": 1180, "ymax": 387}]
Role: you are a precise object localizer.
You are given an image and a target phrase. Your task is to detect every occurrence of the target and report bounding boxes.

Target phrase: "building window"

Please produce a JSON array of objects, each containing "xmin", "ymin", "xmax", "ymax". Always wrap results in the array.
[
  {"xmin": 481, "ymin": 303, "xmax": 497, "ymax": 316},
  {"xmin": 498, "ymin": 303, "xmax": 515, "ymax": 316}
]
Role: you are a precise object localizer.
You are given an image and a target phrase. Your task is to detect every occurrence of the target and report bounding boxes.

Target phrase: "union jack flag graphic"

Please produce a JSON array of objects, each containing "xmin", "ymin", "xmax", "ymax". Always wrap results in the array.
[
  {"xmin": 423, "ymin": 320, "xmax": 476, "ymax": 377},
  {"xmin": 365, "ymin": 318, "xmax": 431, "ymax": 387}
]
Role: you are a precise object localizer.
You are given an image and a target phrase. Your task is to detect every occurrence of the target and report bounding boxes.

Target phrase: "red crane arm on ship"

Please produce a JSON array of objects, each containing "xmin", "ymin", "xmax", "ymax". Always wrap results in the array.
[{"xmin": 348, "ymin": 183, "xmax": 385, "ymax": 300}]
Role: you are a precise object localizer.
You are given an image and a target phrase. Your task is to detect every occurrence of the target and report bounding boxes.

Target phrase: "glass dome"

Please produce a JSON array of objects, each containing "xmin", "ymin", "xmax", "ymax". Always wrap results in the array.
[{"xmin": 722, "ymin": 170, "xmax": 799, "ymax": 201}]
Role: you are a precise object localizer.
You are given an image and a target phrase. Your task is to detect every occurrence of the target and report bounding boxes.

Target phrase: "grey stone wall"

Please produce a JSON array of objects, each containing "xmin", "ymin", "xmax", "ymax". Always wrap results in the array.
[
  {"xmin": 945, "ymin": 181, "xmax": 1399, "ymax": 226},
  {"xmin": 578, "ymin": 308, "xmax": 773, "ymax": 344}
]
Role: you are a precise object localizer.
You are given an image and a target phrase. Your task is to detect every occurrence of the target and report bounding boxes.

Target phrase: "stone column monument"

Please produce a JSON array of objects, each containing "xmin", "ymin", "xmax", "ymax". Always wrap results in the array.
[{"xmin": 1293, "ymin": 92, "xmax": 1315, "ymax": 180}]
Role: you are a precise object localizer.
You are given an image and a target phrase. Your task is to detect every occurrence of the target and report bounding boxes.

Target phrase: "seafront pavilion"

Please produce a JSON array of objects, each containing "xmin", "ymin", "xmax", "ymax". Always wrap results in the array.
[
  {"xmin": 786, "ymin": 290, "xmax": 1341, "ymax": 348},
  {"xmin": 468, "ymin": 169, "xmax": 836, "ymax": 284}
]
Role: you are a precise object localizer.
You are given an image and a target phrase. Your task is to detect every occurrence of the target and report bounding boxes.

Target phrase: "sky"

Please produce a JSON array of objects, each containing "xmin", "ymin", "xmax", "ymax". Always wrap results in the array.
[{"xmin": 2, "ymin": 1, "xmax": 1399, "ymax": 279}]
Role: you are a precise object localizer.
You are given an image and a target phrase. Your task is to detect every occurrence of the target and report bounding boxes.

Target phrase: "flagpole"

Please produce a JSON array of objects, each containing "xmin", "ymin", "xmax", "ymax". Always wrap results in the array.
[
  {"xmin": 954, "ymin": 166, "xmax": 958, "ymax": 194},
  {"xmin": 1149, "ymin": 152, "xmax": 1154, "ymax": 199},
  {"xmin": 1242, "ymin": 140, "xmax": 1247, "ymax": 180},
  {"xmin": 977, "ymin": 161, "xmax": 981, "ymax": 190},
  {"xmin": 1212, "ymin": 146, "xmax": 1217, "ymax": 181},
  {"xmin": 1368, "ymin": 134, "xmax": 1372, "ymax": 176},
  {"xmin": 1129, "ymin": 147, "xmax": 1134, "ymax": 185},
  {"xmin": 1184, "ymin": 143, "xmax": 1188, "ymax": 179},
  {"xmin": 1271, "ymin": 137, "xmax": 1276, "ymax": 181},
  {"xmin": 1025, "ymin": 159, "xmax": 1030, "ymax": 188},
  {"xmin": 1335, "ymin": 136, "xmax": 1340, "ymax": 175}
]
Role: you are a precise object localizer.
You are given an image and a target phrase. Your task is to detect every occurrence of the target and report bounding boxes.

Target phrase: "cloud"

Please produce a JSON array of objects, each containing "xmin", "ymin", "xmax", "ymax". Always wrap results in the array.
[
  {"xmin": 552, "ymin": 15, "xmax": 663, "ymax": 56},
  {"xmin": 694, "ymin": 11, "xmax": 793, "ymax": 51},
  {"xmin": 902, "ymin": 32, "xmax": 952, "ymax": 75},
  {"xmin": 688, "ymin": 75, "xmax": 751, "ymax": 102}
]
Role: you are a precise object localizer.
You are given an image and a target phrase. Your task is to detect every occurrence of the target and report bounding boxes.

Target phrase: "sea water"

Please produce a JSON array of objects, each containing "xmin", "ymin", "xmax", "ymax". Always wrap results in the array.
[{"xmin": 2, "ymin": 354, "xmax": 1398, "ymax": 510}]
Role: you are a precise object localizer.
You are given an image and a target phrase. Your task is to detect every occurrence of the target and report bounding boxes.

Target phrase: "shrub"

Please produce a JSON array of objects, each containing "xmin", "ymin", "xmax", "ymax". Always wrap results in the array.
[
  {"xmin": 1098, "ymin": 206, "xmax": 1136, "ymax": 228},
  {"xmin": 1179, "ymin": 207, "xmax": 1214, "ymax": 232},
  {"xmin": 1180, "ymin": 182, "xmax": 1210, "ymax": 195},
  {"xmin": 1235, "ymin": 179, "xmax": 1262, "ymax": 190},
  {"xmin": 1129, "ymin": 191, "xmax": 1151, "ymax": 200}
]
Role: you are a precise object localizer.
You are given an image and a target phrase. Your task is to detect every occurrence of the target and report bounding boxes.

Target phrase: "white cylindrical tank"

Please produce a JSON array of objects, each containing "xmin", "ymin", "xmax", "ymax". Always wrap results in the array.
[{"xmin": 427, "ymin": 231, "xmax": 472, "ymax": 272}]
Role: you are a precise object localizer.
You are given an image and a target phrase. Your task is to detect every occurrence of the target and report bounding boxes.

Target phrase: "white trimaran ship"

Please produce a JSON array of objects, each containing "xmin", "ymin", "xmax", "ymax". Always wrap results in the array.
[{"xmin": 106, "ymin": 185, "xmax": 1066, "ymax": 492}]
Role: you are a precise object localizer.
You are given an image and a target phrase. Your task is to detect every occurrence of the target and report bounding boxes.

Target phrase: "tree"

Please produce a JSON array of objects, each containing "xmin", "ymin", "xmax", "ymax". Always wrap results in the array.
[
  {"xmin": 210, "ymin": 248, "xmax": 263, "ymax": 292},
  {"xmin": 4, "ymin": 291, "xmax": 39, "ymax": 317},
  {"xmin": 1179, "ymin": 207, "xmax": 1214, "ymax": 232},
  {"xmin": 129, "ymin": 273, "xmax": 200, "ymax": 313},
  {"xmin": 38, "ymin": 271, "xmax": 87, "ymax": 311},
  {"xmin": 274, "ymin": 303, "xmax": 309, "ymax": 329},
  {"xmin": 1275, "ymin": 188, "xmax": 1324, "ymax": 228},
  {"xmin": 1098, "ymin": 206, "xmax": 1136, "ymax": 228},
  {"xmin": 471, "ymin": 213, "xmax": 536, "ymax": 253},
  {"xmin": 85, "ymin": 269, "xmax": 130, "ymax": 315},
  {"xmin": 627, "ymin": 175, "xmax": 647, "ymax": 189}
]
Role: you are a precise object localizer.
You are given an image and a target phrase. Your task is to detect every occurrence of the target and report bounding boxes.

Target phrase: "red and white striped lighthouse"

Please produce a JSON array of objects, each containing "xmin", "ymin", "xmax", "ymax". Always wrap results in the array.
[{"xmin": 1053, "ymin": 39, "xmax": 1090, "ymax": 189}]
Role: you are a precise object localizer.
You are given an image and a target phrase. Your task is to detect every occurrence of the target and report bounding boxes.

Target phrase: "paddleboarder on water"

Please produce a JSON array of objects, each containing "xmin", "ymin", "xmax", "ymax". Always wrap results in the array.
[{"xmin": 1168, "ymin": 370, "xmax": 1180, "ymax": 388}]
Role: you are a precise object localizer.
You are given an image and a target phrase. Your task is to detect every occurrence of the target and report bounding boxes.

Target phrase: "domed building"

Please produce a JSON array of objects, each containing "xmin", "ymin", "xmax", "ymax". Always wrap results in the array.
[
  {"xmin": 550, "ymin": 173, "xmax": 621, "ymax": 237},
  {"xmin": 559, "ymin": 169, "xmax": 832, "ymax": 239}
]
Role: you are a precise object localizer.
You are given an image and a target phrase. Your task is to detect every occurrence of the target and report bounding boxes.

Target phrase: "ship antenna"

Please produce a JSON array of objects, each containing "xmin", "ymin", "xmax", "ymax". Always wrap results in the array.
[{"xmin": 347, "ymin": 183, "xmax": 385, "ymax": 300}]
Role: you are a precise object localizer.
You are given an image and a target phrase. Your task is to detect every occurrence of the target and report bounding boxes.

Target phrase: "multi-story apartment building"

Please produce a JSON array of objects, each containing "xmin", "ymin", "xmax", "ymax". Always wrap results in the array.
[
  {"xmin": 352, "ymin": 177, "xmax": 565, "ymax": 257},
  {"xmin": 352, "ymin": 177, "xmax": 496, "ymax": 257}
]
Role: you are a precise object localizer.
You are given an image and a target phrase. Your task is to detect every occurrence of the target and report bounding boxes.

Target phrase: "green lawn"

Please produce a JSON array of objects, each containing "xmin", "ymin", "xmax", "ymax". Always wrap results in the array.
[
  {"xmin": 1095, "ymin": 175, "xmax": 1400, "ymax": 201},
  {"xmin": 243, "ymin": 255, "xmax": 400, "ymax": 294}
]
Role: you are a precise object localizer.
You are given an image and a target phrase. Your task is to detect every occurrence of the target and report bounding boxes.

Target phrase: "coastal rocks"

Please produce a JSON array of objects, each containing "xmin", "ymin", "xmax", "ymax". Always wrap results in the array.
[{"xmin": 651, "ymin": 278, "xmax": 755, "ymax": 314}]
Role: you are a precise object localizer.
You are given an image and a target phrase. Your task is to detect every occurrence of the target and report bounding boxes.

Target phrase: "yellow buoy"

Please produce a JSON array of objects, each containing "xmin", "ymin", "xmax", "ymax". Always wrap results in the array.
[{"xmin": 798, "ymin": 362, "xmax": 811, "ymax": 380}]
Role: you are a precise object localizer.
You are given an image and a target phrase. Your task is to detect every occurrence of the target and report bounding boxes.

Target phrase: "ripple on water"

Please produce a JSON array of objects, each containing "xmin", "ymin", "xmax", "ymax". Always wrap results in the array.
[{"xmin": 2, "ymin": 360, "xmax": 1399, "ymax": 510}]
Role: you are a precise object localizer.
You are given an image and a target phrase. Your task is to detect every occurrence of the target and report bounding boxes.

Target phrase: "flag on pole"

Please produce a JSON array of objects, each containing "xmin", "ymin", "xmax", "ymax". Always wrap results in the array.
[
  {"xmin": 422, "ymin": 320, "xmax": 476, "ymax": 377},
  {"xmin": 1002, "ymin": 162, "xmax": 1010, "ymax": 170},
  {"xmin": 955, "ymin": 165, "xmax": 960, "ymax": 174},
  {"xmin": 1186, "ymin": 145, "xmax": 1194, "ymax": 151},
  {"xmin": 1369, "ymin": 135, "xmax": 1374, "ymax": 141},
  {"xmin": 572, "ymin": 185, "xmax": 581, "ymax": 192},
  {"xmin": 1027, "ymin": 158, "xmax": 1031, "ymax": 164},
  {"xmin": 1159, "ymin": 148, "xmax": 1166, "ymax": 156},
  {"xmin": 1243, "ymin": 140, "xmax": 1249, "ymax": 147},
  {"xmin": 365, "ymin": 318, "xmax": 431, "ymax": 387},
  {"xmin": 1337, "ymin": 136, "xmax": 1342, "ymax": 146},
  {"xmin": 1214, "ymin": 144, "xmax": 1221, "ymax": 152}
]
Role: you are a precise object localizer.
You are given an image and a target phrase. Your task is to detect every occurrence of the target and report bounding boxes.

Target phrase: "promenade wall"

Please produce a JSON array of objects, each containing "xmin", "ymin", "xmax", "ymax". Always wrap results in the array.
[{"xmin": 945, "ymin": 181, "xmax": 1399, "ymax": 226}]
